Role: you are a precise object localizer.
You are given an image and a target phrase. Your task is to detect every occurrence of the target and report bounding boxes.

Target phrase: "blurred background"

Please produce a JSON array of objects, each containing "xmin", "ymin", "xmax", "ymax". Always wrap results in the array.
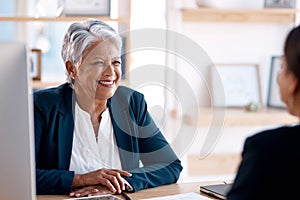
[{"xmin": 1, "ymin": 0, "xmax": 299, "ymax": 183}]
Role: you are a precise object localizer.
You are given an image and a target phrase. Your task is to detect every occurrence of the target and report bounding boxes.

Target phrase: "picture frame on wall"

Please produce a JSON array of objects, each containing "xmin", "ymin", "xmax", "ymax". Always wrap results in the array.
[
  {"xmin": 267, "ymin": 56, "xmax": 286, "ymax": 108},
  {"xmin": 264, "ymin": 0, "xmax": 295, "ymax": 8},
  {"xmin": 29, "ymin": 49, "xmax": 42, "ymax": 81},
  {"xmin": 211, "ymin": 64, "xmax": 262, "ymax": 107},
  {"xmin": 63, "ymin": 0, "xmax": 111, "ymax": 16}
]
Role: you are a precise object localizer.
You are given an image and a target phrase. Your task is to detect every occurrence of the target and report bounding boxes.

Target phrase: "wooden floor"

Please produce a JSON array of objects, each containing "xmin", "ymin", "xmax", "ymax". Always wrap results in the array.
[{"xmin": 187, "ymin": 153, "xmax": 241, "ymax": 177}]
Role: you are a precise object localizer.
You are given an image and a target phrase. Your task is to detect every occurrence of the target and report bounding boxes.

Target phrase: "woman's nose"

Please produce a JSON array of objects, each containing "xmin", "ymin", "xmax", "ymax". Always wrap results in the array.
[{"xmin": 103, "ymin": 64, "xmax": 115, "ymax": 76}]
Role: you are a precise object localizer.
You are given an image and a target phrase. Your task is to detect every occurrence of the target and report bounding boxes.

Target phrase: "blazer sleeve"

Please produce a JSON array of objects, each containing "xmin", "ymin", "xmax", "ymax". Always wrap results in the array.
[
  {"xmin": 34, "ymin": 90, "xmax": 74, "ymax": 195},
  {"xmin": 226, "ymin": 136, "xmax": 266, "ymax": 200},
  {"xmin": 123, "ymin": 92, "xmax": 182, "ymax": 192}
]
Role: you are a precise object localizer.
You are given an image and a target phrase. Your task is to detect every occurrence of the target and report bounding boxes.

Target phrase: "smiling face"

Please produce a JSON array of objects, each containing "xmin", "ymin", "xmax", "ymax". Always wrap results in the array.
[{"xmin": 72, "ymin": 39, "xmax": 122, "ymax": 102}]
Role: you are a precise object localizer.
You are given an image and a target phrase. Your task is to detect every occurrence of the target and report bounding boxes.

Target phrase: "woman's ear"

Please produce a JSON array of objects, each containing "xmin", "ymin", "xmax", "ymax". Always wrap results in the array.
[
  {"xmin": 66, "ymin": 61, "xmax": 77, "ymax": 79},
  {"xmin": 287, "ymin": 72, "xmax": 299, "ymax": 95}
]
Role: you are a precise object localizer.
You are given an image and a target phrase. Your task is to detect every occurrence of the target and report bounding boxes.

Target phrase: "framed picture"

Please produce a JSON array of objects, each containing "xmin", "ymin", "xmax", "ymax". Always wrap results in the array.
[
  {"xmin": 211, "ymin": 64, "xmax": 262, "ymax": 107},
  {"xmin": 63, "ymin": 0, "xmax": 111, "ymax": 16},
  {"xmin": 29, "ymin": 49, "xmax": 42, "ymax": 81},
  {"xmin": 264, "ymin": 0, "xmax": 295, "ymax": 8},
  {"xmin": 267, "ymin": 56, "xmax": 286, "ymax": 108}
]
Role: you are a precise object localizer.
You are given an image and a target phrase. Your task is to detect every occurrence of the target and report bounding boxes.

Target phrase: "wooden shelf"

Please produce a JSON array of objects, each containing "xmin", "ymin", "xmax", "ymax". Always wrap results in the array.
[
  {"xmin": 31, "ymin": 79, "xmax": 129, "ymax": 90},
  {"xmin": 31, "ymin": 81, "xmax": 62, "ymax": 90},
  {"xmin": 0, "ymin": 16, "xmax": 128, "ymax": 23},
  {"xmin": 183, "ymin": 107, "xmax": 298, "ymax": 126},
  {"xmin": 188, "ymin": 153, "xmax": 240, "ymax": 177},
  {"xmin": 181, "ymin": 8, "xmax": 297, "ymax": 23}
]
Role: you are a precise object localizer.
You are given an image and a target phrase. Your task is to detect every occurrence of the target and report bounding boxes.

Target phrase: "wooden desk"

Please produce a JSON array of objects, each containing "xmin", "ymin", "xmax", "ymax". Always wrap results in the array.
[
  {"xmin": 37, "ymin": 181, "xmax": 224, "ymax": 200},
  {"xmin": 183, "ymin": 107, "xmax": 298, "ymax": 126},
  {"xmin": 127, "ymin": 182, "xmax": 219, "ymax": 199}
]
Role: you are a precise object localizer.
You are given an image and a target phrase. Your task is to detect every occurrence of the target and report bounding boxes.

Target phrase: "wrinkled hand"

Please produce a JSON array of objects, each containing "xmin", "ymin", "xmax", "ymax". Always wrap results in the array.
[
  {"xmin": 73, "ymin": 168, "xmax": 132, "ymax": 194},
  {"xmin": 70, "ymin": 185, "xmax": 111, "ymax": 197}
]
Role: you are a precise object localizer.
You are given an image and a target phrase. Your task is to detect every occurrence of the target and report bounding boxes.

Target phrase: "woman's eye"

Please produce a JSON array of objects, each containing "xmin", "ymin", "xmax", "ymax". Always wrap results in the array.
[
  {"xmin": 112, "ymin": 61, "xmax": 121, "ymax": 66},
  {"xmin": 95, "ymin": 61, "xmax": 105, "ymax": 66}
]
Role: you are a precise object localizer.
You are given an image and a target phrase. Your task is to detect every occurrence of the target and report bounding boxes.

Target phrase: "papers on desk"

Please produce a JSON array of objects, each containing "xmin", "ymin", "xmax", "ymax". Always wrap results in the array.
[
  {"xmin": 64, "ymin": 194, "xmax": 122, "ymax": 200},
  {"xmin": 142, "ymin": 192, "xmax": 211, "ymax": 200}
]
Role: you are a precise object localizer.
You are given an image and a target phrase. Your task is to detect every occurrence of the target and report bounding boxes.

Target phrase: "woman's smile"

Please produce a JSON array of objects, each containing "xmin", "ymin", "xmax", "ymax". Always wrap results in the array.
[{"xmin": 96, "ymin": 80, "xmax": 115, "ymax": 88}]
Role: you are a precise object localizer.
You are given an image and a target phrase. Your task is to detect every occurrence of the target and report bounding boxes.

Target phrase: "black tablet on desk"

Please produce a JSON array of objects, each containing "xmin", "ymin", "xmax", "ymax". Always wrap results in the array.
[{"xmin": 200, "ymin": 183, "xmax": 232, "ymax": 200}]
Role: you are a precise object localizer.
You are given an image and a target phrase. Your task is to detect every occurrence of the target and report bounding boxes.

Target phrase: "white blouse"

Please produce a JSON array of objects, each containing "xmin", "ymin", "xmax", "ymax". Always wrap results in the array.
[{"xmin": 69, "ymin": 102, "xmax": 122, "ymax": 174}]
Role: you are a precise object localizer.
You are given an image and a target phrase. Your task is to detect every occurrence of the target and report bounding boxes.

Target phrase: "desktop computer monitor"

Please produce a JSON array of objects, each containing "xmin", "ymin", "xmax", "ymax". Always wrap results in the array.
[{"xmin": 0, "ymin": 42, "xmax": 36, "ymax": 200}]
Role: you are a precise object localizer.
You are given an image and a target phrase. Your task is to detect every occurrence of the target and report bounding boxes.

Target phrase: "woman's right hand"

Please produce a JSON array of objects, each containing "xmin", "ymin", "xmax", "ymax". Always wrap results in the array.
[
  {"xmin": 70, "ymin": 185, "xmax": 112, "ymax": 198},
  {"xmin": 72, "ymin": 168, "xmax": 132, "ymax": 194}
]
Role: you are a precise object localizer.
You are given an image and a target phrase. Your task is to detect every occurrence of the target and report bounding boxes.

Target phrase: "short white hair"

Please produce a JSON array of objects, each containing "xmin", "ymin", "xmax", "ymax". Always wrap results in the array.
[{"xmin": 61, "ymin": 18, "xmax": 122, "ymax": 86}]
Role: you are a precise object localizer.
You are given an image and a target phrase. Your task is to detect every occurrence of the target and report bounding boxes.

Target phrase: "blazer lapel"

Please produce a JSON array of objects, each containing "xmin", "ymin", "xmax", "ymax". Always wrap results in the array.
[
  {"xmin": 108, "ymin": 90, "xmax": 139, "ymax": 171},
  {"xmin": 57, "ymin": 84, "xmax": 75, "ymax": 170}
]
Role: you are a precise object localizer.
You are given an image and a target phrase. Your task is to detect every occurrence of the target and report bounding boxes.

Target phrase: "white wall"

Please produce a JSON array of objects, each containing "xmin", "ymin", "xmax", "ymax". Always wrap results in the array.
[
  {"xmin": 181, "ymin": 22, "xmax": 293, "ymax": 106},
  {"xmin": 164, "ymin": 1, "xmax": 297, "ymax": 123},
  {"xmin": 166, "ymin": 0, "xmax": 296, "ymax": 157}
]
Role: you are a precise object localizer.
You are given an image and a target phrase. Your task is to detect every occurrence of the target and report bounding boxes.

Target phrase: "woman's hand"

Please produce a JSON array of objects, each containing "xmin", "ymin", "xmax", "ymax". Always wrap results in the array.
[
  {"xmin": 70, "ymin": 185, "xmax": 112, "ymax": 197},
  {"xmin": 72, "ymin": 168, "xmax": 132, "ymax": 194}
]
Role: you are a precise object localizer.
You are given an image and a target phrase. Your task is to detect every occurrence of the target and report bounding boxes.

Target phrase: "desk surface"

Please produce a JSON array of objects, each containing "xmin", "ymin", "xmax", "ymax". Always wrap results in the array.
[{"xmin": 37, "ymin": 181, "xmax": 224, "ymax": 200}]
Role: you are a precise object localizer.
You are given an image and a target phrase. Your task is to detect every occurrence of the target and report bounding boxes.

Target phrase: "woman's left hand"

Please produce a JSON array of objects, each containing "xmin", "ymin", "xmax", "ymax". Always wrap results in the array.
[{"xmin": 70, "ymin": 185, "xmax": 112, "ymax": 197}]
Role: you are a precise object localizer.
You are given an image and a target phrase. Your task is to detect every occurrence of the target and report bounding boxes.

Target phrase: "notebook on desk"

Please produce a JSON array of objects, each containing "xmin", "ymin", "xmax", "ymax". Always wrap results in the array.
[{"xmin": 199, "ymin": 183, "xmax": 233, "ymax": 200}]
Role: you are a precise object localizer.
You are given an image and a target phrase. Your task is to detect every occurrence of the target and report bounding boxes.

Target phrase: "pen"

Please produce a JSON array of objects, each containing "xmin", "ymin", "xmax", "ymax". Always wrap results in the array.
[{"xmin": 121, "ymin": 192, "xmax": 131, "ymax": 200}]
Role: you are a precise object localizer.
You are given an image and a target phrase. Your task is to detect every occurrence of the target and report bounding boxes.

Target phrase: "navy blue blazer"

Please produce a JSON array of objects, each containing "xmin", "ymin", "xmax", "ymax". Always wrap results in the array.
[
  {"xmin": 227, "ymin": 125, "xmax": 300, "ymax": 200},
  {"xmin": 34, "ymin": 83, "xmax": 182, "ymax": 194}
]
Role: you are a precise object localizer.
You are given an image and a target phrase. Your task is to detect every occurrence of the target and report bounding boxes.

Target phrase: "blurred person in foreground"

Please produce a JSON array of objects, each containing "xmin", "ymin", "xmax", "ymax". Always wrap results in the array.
[
  {"xmin": 34, "ymin": 19, "xmax": 182, "ymax": 197},
  {"xmin": 227, "ymin": 25, "xmax": 300, "ymax": 200}
]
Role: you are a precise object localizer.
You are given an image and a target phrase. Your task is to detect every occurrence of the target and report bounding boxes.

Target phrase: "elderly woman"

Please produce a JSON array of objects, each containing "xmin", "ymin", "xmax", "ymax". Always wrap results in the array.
[
  {"xmin": 34, "ymin": 19, "xmax": 182, "ymax": 197},
  {"xmin": 226, "ymin": 25, "xmax": 300, "ymax": 199}
]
